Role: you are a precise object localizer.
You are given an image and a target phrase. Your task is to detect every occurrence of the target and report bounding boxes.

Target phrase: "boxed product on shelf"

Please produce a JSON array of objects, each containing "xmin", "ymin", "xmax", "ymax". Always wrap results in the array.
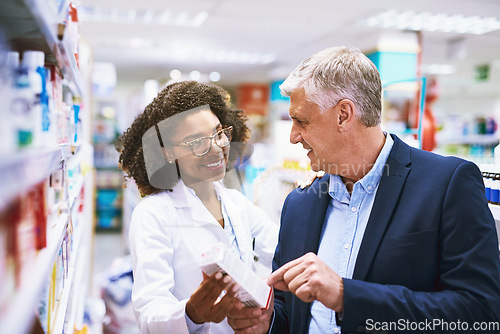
[
  {"xmin": 96, "ymin": 188, "xmax": 123, "ymax": 210},
  {"xmin": 96, "ymin": 208, "xmax": 122, "ymax": 230}
]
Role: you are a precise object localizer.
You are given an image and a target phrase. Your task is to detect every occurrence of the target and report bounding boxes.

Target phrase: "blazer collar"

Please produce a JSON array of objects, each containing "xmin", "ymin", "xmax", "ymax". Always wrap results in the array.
[{"xmin": 352, "ymin": 134, "xmax": 412, "ymax": 280}]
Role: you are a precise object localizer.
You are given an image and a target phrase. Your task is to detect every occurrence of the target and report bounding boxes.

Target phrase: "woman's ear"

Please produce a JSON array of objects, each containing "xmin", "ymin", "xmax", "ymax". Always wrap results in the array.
[{"xmin": 163, "ymin": 148, "xmax": 175, "ymax": 164}]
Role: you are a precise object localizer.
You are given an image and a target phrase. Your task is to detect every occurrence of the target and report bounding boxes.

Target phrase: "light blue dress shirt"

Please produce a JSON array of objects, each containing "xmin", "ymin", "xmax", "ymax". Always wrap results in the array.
[{"xmin": 309, "ymin": 134, "xmax": 394, "ymax": 334}]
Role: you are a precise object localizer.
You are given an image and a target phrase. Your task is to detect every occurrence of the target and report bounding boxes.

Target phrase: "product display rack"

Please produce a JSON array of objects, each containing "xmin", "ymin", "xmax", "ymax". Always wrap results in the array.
[
  {"xmin": 0, "ymin": 0, "xmax": 93, "ymax": 333},
  {"xmin": 0, "ymin": 146, "xmax": 93, "ymax": 334},
  {"xmin": 0, "ymin": 0, "xmax": 84, "ymax": 97},
  {"xmin": 0, "ymin": 148, "xmax": 62, "ymax": 212}
]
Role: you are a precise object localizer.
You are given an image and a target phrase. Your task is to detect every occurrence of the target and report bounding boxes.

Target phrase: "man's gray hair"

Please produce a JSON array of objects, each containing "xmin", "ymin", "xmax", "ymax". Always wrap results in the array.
[{"xmin": 280, "ymin": 46, "xmax": 382, "ymax": 127}]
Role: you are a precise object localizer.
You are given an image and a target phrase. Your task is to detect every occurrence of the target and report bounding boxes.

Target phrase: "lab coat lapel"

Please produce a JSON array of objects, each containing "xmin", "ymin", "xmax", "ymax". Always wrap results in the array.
[
  {"xmin": 215, "ymin": 183, "xmax": 253, "ymax": 265},
  {"xmin": 353, "ymin": 135, "xmax": 411, "ymax": 280}
]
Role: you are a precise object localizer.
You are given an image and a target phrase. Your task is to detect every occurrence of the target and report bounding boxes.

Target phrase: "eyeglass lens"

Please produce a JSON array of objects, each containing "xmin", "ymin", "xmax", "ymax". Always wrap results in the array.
[{"xmin": 192, "ymin": 128, "xmax": 232, "ymax": 156}]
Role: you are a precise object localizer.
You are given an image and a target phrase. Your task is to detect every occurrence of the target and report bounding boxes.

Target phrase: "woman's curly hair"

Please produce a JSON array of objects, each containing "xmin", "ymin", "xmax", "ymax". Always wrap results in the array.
[{"xmin": 116, "ymin": 81, "xmax": 250, "ymax": 197}]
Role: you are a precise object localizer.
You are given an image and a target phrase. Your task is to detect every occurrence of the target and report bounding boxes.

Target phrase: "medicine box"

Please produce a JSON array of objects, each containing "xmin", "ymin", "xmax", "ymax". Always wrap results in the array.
[{"xmin": 200, "ymin": 243, "xmax": 272, "ymax": 309}]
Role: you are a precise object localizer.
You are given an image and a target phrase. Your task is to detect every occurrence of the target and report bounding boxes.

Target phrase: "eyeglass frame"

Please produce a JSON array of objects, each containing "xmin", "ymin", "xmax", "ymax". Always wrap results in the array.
[{"xmin": 170, "ymin": 126, "xmax": 233, "ymax": 157}]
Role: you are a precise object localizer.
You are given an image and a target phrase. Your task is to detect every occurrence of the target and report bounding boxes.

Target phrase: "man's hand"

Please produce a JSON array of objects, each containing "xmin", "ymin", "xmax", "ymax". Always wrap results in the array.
[
  {"xmin": 227, "ymin": 290, "xmax": 274, "ymax": 334},
  {"xmin": 267, "ymin": 252, "xmax": 343, "ymax": 312},
  {"xmin": 186, "ymin": 272, "xmax": 239, "ymax": 324}
]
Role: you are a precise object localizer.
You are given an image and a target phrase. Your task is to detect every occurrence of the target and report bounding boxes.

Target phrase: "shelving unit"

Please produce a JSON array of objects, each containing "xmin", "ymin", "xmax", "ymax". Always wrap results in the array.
[
  {"xmin": 0, "ymin": 0, "xmax": 93, "ymax": 333},
  {"xmin": 0, "ymin": 148, "xmax": 62, "ymax": 212},
  {"xmin": 0, "ymin": 212, "xmax": 68, "ymax": 334},
  {"xmin": 437, "ymin": 134, "xmax": 499, "ymax": 146},
  {"xmin": 0, "ymin": 0, "xmax": 84, "ymax": 97}
]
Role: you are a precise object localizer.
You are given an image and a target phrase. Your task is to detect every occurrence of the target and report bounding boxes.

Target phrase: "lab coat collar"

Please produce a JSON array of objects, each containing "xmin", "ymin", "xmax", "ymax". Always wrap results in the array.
[
  {"xmin": 169, "ymin": 181, "xmax": 252, "ymax": 264},
  {"xmin": 167, "ymin": 180, "xmax": 216, "ymax": 227},
  {"xmin": 168, "ymin": 180, "xmax": 232, "ymax": 230}
]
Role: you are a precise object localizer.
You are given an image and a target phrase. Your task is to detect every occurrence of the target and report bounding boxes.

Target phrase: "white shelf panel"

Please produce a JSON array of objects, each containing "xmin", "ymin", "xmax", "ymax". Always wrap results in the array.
[
  {"xmin": 70, "ymin": 175, "xmax": 85, "ymax": 210},
  {"xmin": 437, "ymin": 134, "xmax": 499, "ymax": 146},
  {"xmin": 64, "ymin": 239, "xmax": 88, "ymax": 334},
  {"xmin": 0, "ymin": 147, "xmax": 62, "ymax": 211},
  {"xmin": 489, "ymin": 204, "xmax": 500, "ymax": 221},
  {"xmin": 0, "ymin": 213, "xmax": 69, "ymax": 334},
  {"xmin": 51, "ymin": 213, "xmax": 87, "ymax": 334}
]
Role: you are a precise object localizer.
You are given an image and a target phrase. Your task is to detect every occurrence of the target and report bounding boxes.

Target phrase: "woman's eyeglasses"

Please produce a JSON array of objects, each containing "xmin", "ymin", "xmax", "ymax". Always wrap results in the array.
[{"xmin": 172, "ymin": 126, "xmax": 233, "ymax": 157}]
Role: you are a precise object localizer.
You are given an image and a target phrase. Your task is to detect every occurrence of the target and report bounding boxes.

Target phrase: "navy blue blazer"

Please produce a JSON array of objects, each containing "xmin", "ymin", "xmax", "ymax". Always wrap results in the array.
[{"xmin": 271, "ymin": 134, "xmax": 500, "ymax": 333}]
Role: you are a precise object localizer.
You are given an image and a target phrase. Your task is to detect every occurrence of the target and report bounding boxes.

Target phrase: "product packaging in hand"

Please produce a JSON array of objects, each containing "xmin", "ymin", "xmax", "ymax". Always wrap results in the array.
[{"xmin": 200, "ymin": 242, "xmax": 272, "ymax": 309}]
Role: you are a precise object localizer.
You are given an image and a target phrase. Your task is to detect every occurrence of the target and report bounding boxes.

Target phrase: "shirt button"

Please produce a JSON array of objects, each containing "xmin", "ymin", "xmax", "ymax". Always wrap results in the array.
[
  {"xmin": 367, "ymin": 185, "xmax": 372, "ymax": 190},
  {"xmin": 333, "ymin": 327, "xmax": 340, "ymax": 333},
  {"xmin": 344, "ymin": 243, "xmax": 350, "ymax": 249},
  {"xmin": 351, "ymin": 207, "xmax": 357, "ymax": 212}
]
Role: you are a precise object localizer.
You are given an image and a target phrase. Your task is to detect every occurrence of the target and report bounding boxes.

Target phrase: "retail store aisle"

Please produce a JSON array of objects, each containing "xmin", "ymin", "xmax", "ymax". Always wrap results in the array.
[
  {"xmin": 92, "ymin": 231, "xmax": 139, "ymax": 333},
  {"xmin": 93, "ymin": 232, "xmax": 128, "ymax": 279}
]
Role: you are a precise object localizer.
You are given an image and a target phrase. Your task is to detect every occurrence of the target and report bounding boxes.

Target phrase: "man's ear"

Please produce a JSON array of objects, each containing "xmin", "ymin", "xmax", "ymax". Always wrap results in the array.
[{"xmin": 337, "ymin": 99, "xmax": 356, "ymax": 131}]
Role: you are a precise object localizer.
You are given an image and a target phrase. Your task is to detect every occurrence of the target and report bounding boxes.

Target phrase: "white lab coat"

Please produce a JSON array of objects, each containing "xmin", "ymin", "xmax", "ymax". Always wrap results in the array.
[{"xmin": 129, "ymin": 180, "xmax": 278, "ymax": 334}]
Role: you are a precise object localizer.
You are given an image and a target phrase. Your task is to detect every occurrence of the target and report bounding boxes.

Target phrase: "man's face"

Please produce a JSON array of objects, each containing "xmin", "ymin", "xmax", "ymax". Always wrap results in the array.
[{"xmin": 288, "ymin": 88, "xmax": 340, "ymax": 173}]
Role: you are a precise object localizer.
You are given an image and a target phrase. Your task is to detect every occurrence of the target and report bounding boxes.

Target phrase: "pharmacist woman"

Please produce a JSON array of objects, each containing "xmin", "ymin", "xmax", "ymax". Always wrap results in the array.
[{"xmin": 116, "ymin": 81, "xmax": 278, "ymax": 334}]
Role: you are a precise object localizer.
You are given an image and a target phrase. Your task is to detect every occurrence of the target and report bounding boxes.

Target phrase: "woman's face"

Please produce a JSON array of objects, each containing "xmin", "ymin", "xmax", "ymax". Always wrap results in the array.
[{"xmin": 167, "ymin": 109, "xmax": 230, "ymax": 186}]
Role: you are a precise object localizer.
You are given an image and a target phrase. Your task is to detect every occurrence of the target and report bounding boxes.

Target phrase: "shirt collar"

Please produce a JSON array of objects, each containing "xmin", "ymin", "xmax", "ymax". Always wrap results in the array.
[{"xmin": 328, "ymin": 132, "xmax": 394, "ymax": 200}]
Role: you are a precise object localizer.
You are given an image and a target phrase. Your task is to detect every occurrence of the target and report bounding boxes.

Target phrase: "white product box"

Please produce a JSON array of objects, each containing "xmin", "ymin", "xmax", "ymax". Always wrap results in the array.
[{"xmin": 199, "ymin": 242, "xmax": 272, "ymax": 309}]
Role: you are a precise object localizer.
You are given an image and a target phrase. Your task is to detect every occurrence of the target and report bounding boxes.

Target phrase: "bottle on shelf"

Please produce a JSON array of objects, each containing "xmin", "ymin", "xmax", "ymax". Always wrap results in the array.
[
  {"xmin": 22, "ymin": 51, "xmax": 45, "ymax": 148},
  {"xmin": 10, "ymin": 51, "xmax": 34, "ymax": 149},
  {"xmin": 0, "ymin": 45, "xmax": 15, "ymax": 154}
]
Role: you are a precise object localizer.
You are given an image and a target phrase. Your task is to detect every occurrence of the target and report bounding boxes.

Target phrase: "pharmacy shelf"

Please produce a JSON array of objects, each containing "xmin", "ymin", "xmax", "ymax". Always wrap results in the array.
[
  {"xmin": 63, "ymin": 223, "xmax": 89, "ymax": 333},
  {"xmin": 437, "ymin": 134, "xmax": 499, "ymax": 146},
  {"xmin": 0, "ymin": 213, "xmax": 69, "ymax": 334},
  {"xmin": 0, "ymin": 148, "xmax": 62, "ymax": 212},
  {"xmin": 0, "ymin": 0, "xmax": 84, "ymax": 97},
  {"xmin": 51, "ymin": 212, "xmax": 86, "ymax": 334},
  {"xmin": 68, "ymin": 144, "xmax": 93, "ymax": 210},
  {"xmin": 70, "ymin": 175, "xmax": 85, "ymax": 210},
  {"xmin": 23, "ymin": 0, "xmax": 84, "ymax": 97}
]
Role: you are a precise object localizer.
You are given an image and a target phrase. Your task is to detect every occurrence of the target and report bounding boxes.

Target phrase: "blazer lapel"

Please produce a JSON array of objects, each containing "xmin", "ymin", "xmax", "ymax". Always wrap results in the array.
[
  {"xmin": 303, "ymin": 175, "xmax": 332, "ymax": 254},
  {"xmin": 353, "ymin": 135, "xmax": 411, "ymax": 281}
]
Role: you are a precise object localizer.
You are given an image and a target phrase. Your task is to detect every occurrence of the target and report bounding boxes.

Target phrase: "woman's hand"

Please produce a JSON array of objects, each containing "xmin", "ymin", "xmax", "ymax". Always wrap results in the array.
[
  {"xmin": 227, "ymin": 289, "xmax": 274, "ymax": 334},
  {"xmin": 295, "ymin": 170, "xmax": 325, "ymax": 189},
  {"xmin": 186, "ymin": 272, "xmax": 239, "ymax": 324}
]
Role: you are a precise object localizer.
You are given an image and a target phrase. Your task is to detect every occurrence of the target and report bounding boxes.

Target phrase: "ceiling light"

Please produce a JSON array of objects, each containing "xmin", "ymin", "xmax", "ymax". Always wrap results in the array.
[
  {"xmin": 143, "ymin": 10, "xmax": 154, "ymax": 24},
  {"xmin": 209, "ymin": 72, "xmax": 221, "ymax": 82},
  {"xmin": 169, "ymin": 69, "xmax": 182, "ymax": 80},
  {"xmin": 192, "ymin": 11, "xmax": 208, "ymax": 28},
  {"xmin": 422, "ymin": 64, "xmax": 456, "ymax": 75},
  {"xmin": 102, "ymin": 106, "xmax": 116, "ymax": 119},
  {"xmin": 80, "ymin": 6, "xmax": 209, "ymax": 28},
  {"xmin": 363, "ymin": 10, "xmax": 500, "ymax": 35},
  {"xmin": 127, "ymin": 9, "xmax": 136, "ymax": 23},
  {"xmin": 129, "ymin": 38, "xmax": 148, "ymax": 48},
  {"xmin": 189, "ymin": 70, "xmax": 201, "ymax": 81}
]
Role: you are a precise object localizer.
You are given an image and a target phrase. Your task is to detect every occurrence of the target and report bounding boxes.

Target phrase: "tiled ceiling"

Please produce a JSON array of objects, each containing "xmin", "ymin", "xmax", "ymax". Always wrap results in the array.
[{"xmin": 78, "ymin": 0, "xmax": 500, "ymax": 90}]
